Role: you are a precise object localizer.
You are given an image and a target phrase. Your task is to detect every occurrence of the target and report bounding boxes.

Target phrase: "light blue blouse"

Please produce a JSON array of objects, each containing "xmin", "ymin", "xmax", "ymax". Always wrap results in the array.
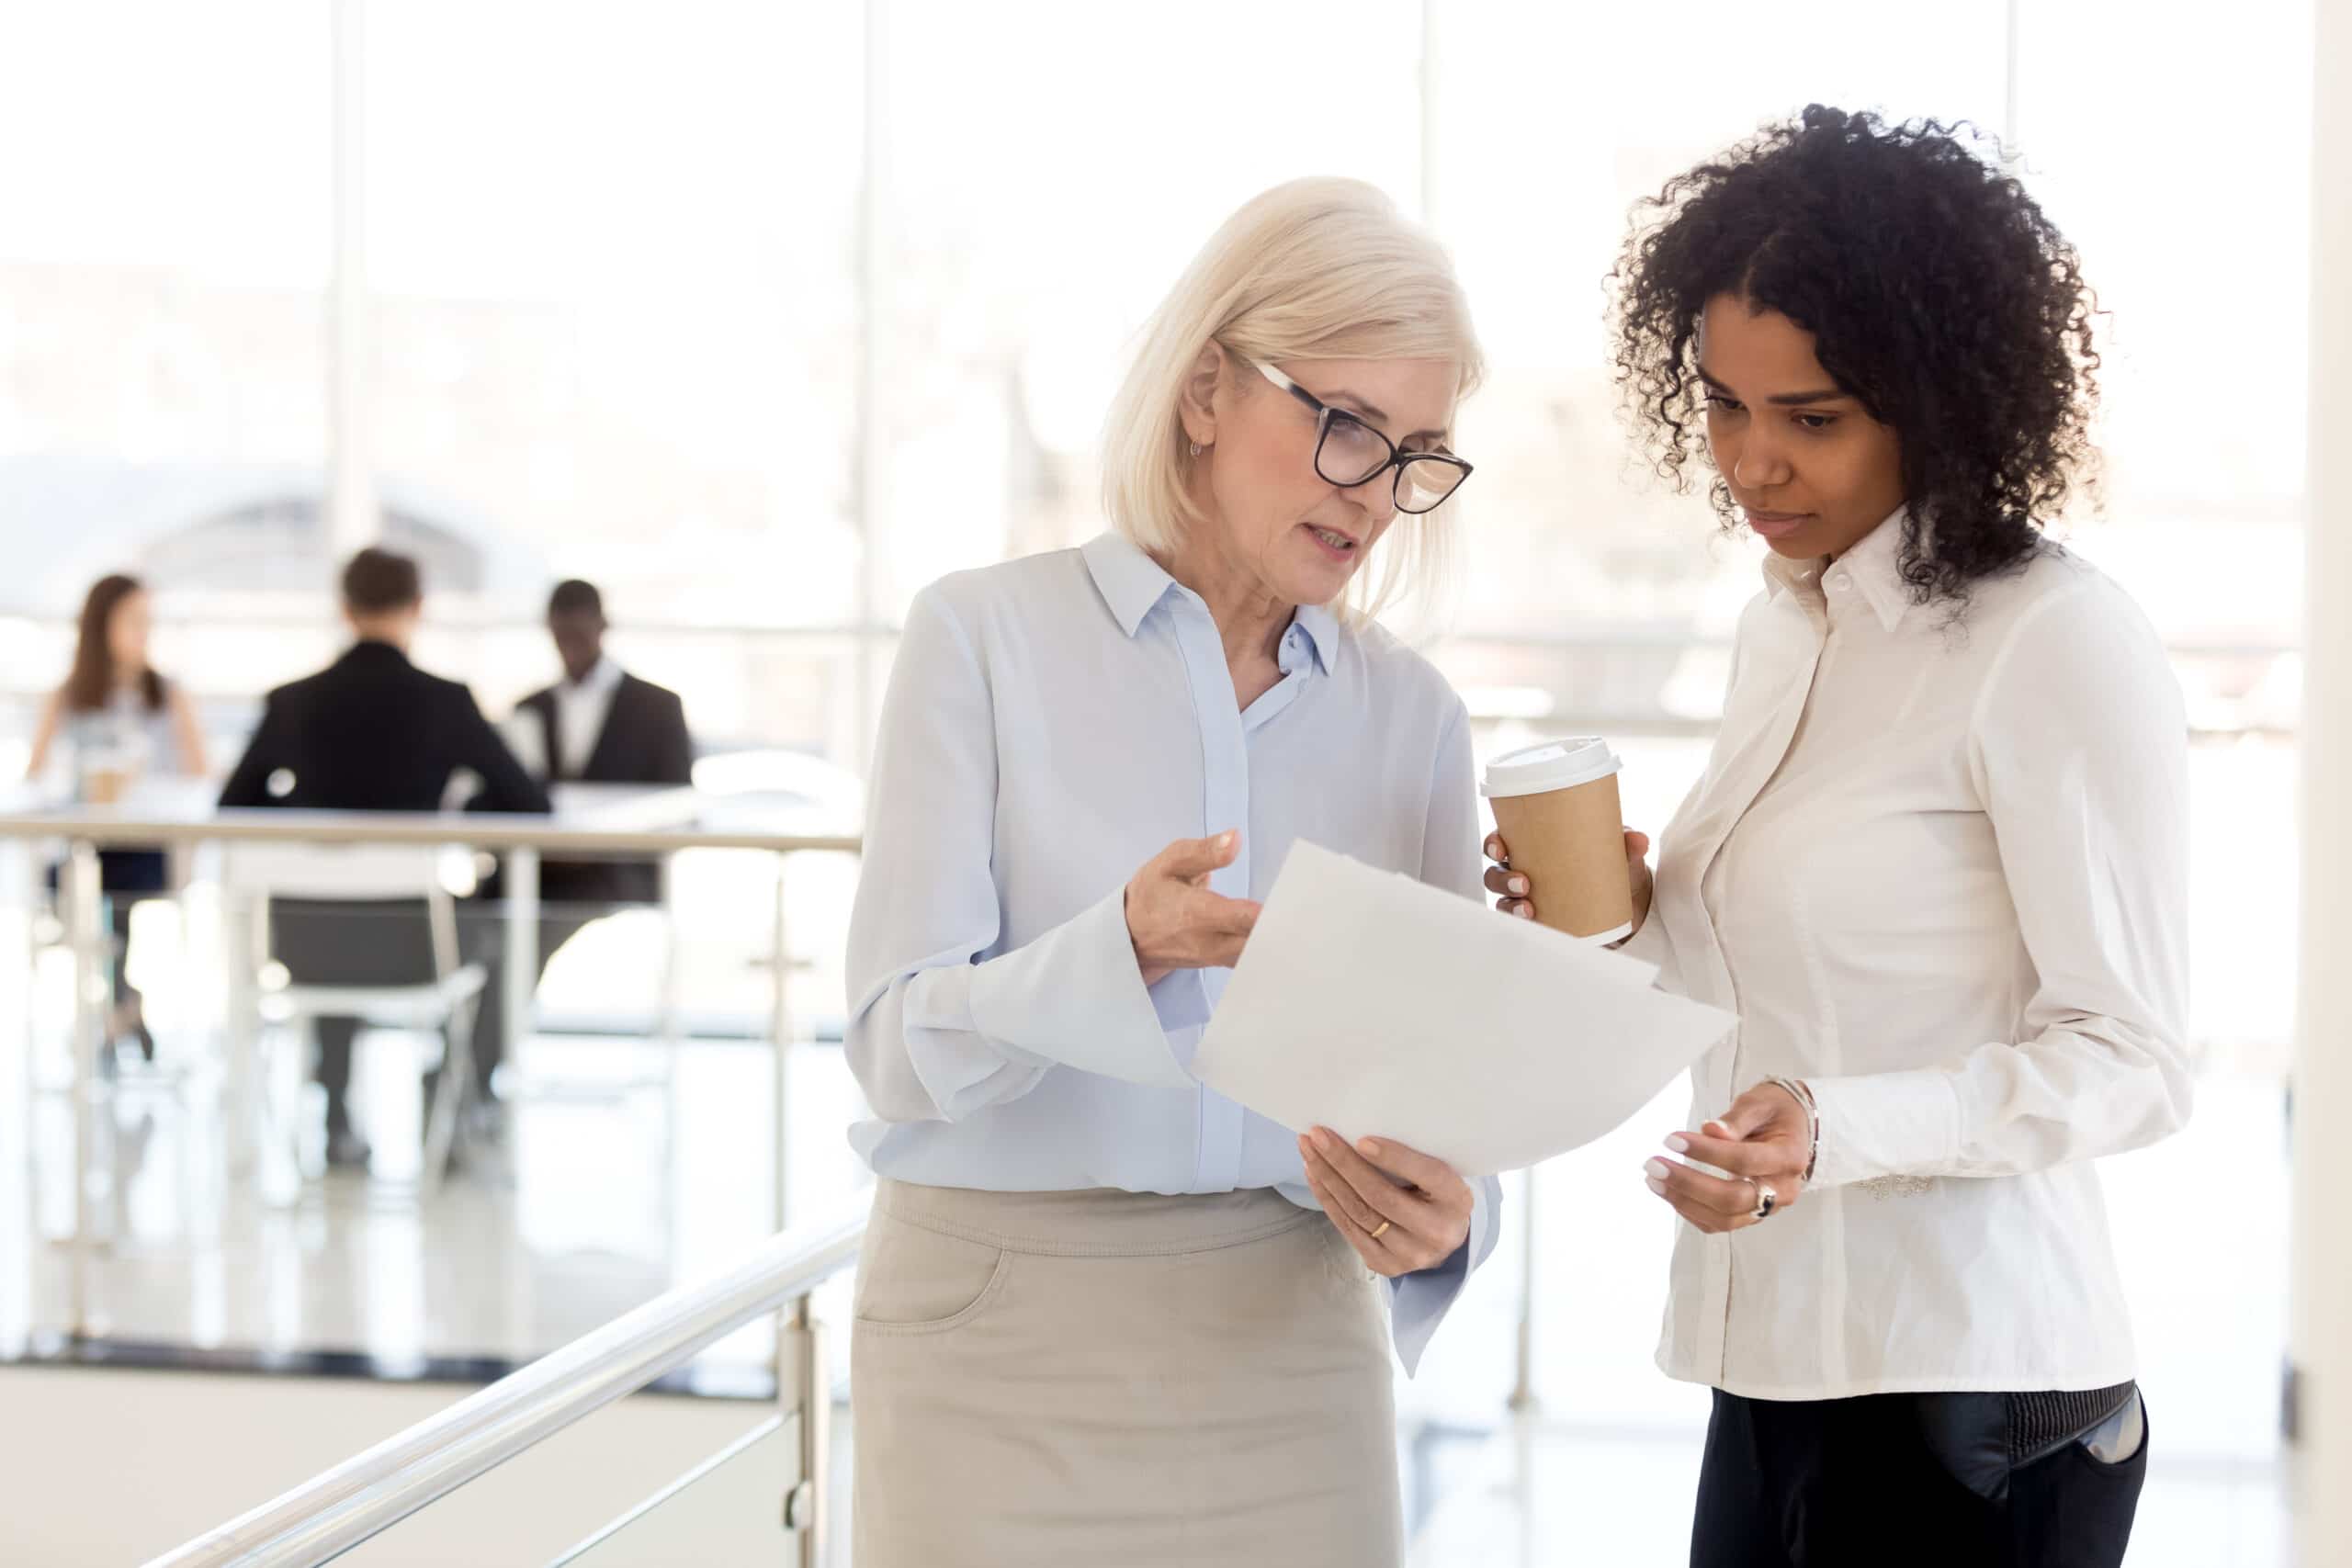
[{"xmin": 843, "ymin": 532, "xmax": 1501, "ymax": 1371}]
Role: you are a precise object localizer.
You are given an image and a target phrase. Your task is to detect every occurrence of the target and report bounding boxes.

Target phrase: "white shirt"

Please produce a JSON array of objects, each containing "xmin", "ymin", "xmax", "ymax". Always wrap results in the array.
[
  {"xmin": 842, "ymin": 533, "xmax": 1502, "ymax": 1372},
  {"xmin": 553, "ymin": 655, "xmax": 625, "ymax": 779},
  {"xmin": 1627, "ymin": 513, "xmax": 2192, "ymax": 1400}
]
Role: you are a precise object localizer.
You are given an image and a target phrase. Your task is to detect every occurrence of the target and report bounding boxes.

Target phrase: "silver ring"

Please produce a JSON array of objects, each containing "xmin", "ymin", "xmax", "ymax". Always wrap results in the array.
[{"xmin": 1748, "ymin": 1181, "xmax": 1778, "ymax": 1222}]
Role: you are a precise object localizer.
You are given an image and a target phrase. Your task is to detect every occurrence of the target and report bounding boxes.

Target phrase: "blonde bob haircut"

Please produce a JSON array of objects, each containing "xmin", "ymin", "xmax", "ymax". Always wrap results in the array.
[{"xmin": 1101, "ymin": 176, "xmax": 1485, "ymax": 621}]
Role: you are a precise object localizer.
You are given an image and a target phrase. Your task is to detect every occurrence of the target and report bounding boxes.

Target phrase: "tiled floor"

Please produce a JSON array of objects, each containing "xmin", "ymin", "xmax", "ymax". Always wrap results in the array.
[{"xmin": 1407, "ymin": 1416, "xmax": 2292, "ymax": 1567}]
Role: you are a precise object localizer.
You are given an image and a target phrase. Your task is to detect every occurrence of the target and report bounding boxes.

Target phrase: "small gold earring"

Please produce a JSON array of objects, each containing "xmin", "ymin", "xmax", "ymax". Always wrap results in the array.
[{"xmin": 1189, "ymin": 441, "xmax": 1203, "ymax": 457}]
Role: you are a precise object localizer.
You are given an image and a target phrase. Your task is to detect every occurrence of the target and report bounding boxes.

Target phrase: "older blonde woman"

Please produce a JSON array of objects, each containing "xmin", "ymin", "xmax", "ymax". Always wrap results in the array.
[{"xmin": 843, "ymin": 177, "xmax": 1500, "ymax": 1565}]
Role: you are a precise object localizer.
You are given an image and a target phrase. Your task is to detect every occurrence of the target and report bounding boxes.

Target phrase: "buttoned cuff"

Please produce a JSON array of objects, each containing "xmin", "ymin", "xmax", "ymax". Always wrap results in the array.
[{"xmin": 1806, "ymin": 1069, "xmax": 1962, "ymax": 1189}]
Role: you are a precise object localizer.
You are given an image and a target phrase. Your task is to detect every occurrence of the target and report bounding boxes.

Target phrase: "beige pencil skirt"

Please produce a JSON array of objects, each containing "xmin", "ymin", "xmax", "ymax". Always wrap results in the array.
[{"xmin": 849, "ymin": 1179, "xmax": 1401, "ymax": 1567}]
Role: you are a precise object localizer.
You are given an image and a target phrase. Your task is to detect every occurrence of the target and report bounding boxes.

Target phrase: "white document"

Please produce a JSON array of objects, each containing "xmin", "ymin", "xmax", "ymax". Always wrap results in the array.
[{"xmin": 1192, "ymin": 840, "xmax": 1736, "ymax": 1177}]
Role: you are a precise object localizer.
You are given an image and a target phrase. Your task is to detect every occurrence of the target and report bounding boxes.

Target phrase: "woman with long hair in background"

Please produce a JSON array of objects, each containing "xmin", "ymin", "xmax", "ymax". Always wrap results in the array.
[{"xmin": 28, "ymin": 573, "xmax": 211, "ymax": 1063}]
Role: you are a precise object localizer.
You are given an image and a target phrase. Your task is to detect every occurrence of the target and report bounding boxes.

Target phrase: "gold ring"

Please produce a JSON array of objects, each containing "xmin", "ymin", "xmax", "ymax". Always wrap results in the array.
[{"xmin": 1369, "ymin": 1220, "xmax": 1393, "ymax": 1241}]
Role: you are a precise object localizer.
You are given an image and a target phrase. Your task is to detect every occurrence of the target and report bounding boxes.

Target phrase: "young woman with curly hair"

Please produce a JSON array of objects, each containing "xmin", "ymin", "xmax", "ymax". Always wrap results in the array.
[{"xmin": 1486, "ymin": 107, "xmax": 2190, "ymax": 1566}]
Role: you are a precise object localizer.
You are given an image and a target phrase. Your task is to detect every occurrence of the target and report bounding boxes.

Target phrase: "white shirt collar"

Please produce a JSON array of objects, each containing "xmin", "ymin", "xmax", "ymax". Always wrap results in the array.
[
  {"xmin": 568, "ymin": 654, "xmax": 625, "ymax": 697},
  {"xmin": 1761, "ymin": 508, "xmax": 1915, "ymax": 634}
]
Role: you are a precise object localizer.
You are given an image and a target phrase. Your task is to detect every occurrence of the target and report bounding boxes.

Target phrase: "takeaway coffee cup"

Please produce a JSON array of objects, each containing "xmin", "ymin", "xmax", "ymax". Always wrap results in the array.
[{"xmin": 1480, "ymin": 738, "xmax": 1633, "ymax": 943}]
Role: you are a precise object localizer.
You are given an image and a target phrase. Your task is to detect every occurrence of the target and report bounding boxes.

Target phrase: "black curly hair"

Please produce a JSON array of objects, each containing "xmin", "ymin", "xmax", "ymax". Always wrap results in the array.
[{"xmin": 1609, "ymin": 105, "xmax": 2102, "ymax": 605}]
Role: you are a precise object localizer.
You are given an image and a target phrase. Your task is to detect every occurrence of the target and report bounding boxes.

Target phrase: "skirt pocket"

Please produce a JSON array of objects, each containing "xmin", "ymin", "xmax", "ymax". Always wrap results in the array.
[{"xmin": 852, "ymin": 1210, "xmax": 1013, "ymax": 1336}]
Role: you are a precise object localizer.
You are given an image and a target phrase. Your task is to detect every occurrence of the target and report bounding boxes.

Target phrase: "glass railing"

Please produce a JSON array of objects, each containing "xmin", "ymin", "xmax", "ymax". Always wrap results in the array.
[{"xmin": 0, "ymin": 798, "xmax": 861, "ymax": 1385}]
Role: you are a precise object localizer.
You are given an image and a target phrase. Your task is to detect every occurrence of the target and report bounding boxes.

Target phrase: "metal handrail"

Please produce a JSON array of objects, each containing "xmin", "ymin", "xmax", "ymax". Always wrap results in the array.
[{"xmin": 144, "ymin": 1212, "xmax": 866, "ymax": 1568}]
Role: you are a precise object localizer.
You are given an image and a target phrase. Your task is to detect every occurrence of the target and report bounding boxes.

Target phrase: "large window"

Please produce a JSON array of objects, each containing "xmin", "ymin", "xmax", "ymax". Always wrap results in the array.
[
  {"xmin": 0, "ymin": 2, "xmax": 333, "ymax": 767},
  {"xmin": 364, "ymin": 2, "xmax": 865, "ymax": 739},
  {"xmin": 2010, "ymin": 0, "xmax": 2311, "ymax": 642},
  {"xmin": 0, "ymin": 1, "xmax": 2304, "ymax": 758},
  {"xmin": 865, "ymin": 0, "xmax": 1428, "ymax": 620}
]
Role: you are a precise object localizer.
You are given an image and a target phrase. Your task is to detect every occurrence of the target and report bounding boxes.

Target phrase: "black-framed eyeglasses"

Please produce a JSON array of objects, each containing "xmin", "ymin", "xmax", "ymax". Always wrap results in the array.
[{"xmin": 1255, "ymin": 361, "xmax": 1473, "ymax": 514}]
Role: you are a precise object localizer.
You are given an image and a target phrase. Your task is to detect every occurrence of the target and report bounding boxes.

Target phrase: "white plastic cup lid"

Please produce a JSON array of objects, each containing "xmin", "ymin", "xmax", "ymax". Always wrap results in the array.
[{"xmin": 1480, "ymin": 737, "xmax": 1622, "ymax": 798}]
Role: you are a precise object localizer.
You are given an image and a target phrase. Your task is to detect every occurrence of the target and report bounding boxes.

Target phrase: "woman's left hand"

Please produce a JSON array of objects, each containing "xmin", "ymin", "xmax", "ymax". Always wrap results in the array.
[
  {"xmin": 1644, "ymin": 1080, "xmax": 1812, "ymax": 1235},
  {"xmin": 1299, "ymin": 1128, "xmax": 1473, "ymax": 1277}
]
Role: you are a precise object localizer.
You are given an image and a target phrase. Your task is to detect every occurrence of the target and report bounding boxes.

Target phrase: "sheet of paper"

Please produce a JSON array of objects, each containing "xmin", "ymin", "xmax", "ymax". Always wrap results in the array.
[{"xmin": 1191, "ymin": 840, "xmax": 1736, "ymax": 1177}]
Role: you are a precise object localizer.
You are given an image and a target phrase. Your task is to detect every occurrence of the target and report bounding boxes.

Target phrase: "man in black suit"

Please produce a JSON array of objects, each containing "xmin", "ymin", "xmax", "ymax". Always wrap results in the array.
[
  {"xmin": 467, "ymin": 580, "xmax": 695, "ymax": 1111},
  {"xmin": 220, "ymin": 547, "xmax": 549, "ymax": 1167}
]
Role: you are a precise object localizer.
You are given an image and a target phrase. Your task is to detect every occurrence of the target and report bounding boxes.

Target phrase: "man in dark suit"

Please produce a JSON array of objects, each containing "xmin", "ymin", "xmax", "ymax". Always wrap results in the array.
[
  {"xmin": 516, "ymin": 579, "xmax": 695, "ymax": 899},
  {"xmin": 220, "ymin": 547, "xmax": 549, "ymax": 1167},
  {"xmin": 467, "ymin": 580, "xmax": 694, "ymax": 1115}
]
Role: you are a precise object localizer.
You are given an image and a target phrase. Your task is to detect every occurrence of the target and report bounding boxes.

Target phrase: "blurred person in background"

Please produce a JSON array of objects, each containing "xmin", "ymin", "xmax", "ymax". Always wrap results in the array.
[
  {"xmin": 27, "ymin": 572, "xmax": 211, "ymax": 1066},
  {"xmin": 219, "ymin": 547, "xmax": 548, "ymax": 1168},
  {"xmin": 1488, "ymin": 107, "xmax": 2188, "ymax": 1568},
  {"xmin": 466, "ymin": 578, "xmax": 694, "ymax": 1128},
  {"xmin": 842, "ymin": 177, "xmax": 1497, "ymax": 1566}
]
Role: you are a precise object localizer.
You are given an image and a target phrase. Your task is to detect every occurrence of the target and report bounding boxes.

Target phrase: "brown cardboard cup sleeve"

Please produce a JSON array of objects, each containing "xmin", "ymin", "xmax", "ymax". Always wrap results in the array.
[{"xmin": 1482, "ymin": 738, "xmax": 1634, "ymax": 943}]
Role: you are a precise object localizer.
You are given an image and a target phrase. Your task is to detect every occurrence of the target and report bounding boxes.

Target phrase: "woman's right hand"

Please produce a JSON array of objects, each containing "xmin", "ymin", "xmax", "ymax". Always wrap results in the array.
[
  {"xmin": 1482, "ymin": 828, "xmax": 1655, "ymax": 934},
  {"xmin": 1125, "ymin": 829, "xmax": 1263, "ymax": 987}
]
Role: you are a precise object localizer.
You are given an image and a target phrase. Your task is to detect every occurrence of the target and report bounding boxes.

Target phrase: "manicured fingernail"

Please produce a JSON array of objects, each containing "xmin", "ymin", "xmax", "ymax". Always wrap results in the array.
[
  {"xmin": 1315, "ymin": 1127, "xmax": 1338, "ymax": 1150},
  {"xmin": 1509, "ymin": 876, "xmax": 1527, "ymax": 894},
  {"xmin": 1703, "ymin": 1121, "xmax": 1732, "ymax": 1138},
  {"xmin": 1357, "ymin": 1138, "xmax": 1382, "ymax": 1158},
  {"xmin": 1514, "ymin": 906, "xmax": 1533, "ymax": 919},
  {"xmin": 1645, "ymin": 1177, "xmax": 1668, "ymax": 1196},
  {"xmin": 1218, "ymin": 829, "xmax": 1236, "ymax": 848},
  {"xmin": 1664, "ymin": 1134, "xmax": 1690, "ymax": 1154},
  {"xmin": 1644, "ymin": 1158, "xmax": 1672, "ymax": 1182}
]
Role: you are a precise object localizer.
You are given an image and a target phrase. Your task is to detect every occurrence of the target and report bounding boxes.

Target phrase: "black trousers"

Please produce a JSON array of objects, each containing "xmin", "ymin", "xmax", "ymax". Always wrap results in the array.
[{"xmin": 1691, "ymin": 1387, "xmax": 2148, "ymax": 1568}]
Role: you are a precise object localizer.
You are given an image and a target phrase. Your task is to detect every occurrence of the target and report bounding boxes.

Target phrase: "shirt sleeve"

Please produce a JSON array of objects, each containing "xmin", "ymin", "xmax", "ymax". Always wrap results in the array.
[
  {"xmin": 843, "ymin": 583, "xmax": 1196, "ymax": 1126},
  {"xmin": 1807, "ymin": 581, "xmax": 2194, "ymax": 1188},
  {"xmin": 1388, "ymin": 694, "xmax": 1506, "ymax": 1373},
  {"xmin": 1392, "ymin": 1173, "xmax": 1501, "ymax": 1374}
]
